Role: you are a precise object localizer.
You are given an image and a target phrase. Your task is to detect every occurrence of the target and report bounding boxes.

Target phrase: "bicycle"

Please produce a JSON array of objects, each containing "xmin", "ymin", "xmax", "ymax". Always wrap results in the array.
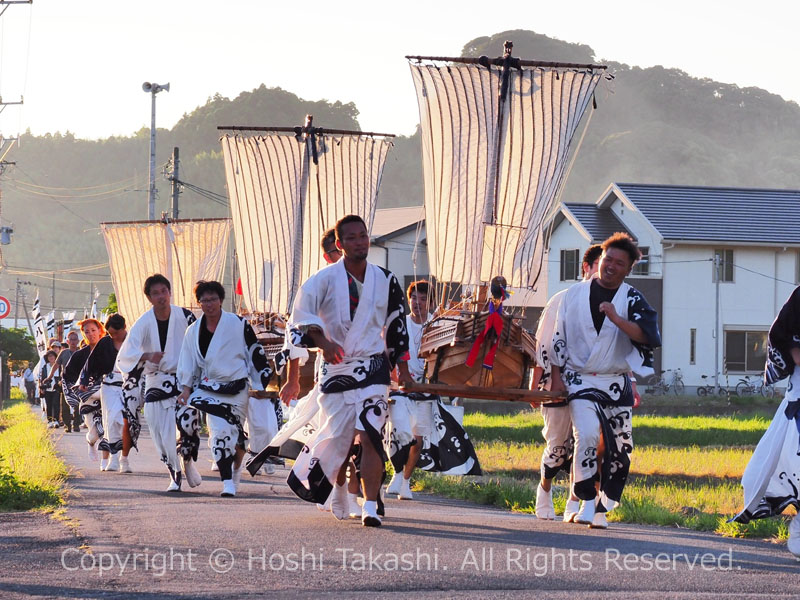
[
  {"xmin": 697, "ymin": 374, "xmax": 727, "ymax": 396},
  {"xmin": 733, "ymin": 375, "xmax": 776, "ymax": 397},
  {"xmin": 734, "ymin": 375, "xmax": 760, "ymax": 397},
  {"xmin": 760, "ymin": 382, "xmax": 777, "ymax": 398},
  {"xmin": 645, "ymin": 368, "xmax": 684, "ymax": 396},
  {"xmin": 669, "ymin": 368, "xmax": 685, "ymax": 395}
]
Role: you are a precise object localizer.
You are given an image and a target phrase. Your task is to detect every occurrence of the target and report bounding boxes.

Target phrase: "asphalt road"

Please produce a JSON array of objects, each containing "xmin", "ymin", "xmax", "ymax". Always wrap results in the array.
[{"xmin": 1, "ymin": 412, "xmax": 798, "ymax": 599}]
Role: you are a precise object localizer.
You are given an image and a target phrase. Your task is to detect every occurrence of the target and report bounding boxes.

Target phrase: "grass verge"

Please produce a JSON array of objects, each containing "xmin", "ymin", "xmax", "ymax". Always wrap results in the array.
[
  {"xmin": 415, "ymin": 473, "xmax": 790, "ymax": 540},
  {"xmin": 0, "ymin": 395, "xmax": 68, "ymax": 512},
  {"xmin": 463, "ymin": 411, "xmax": 770, "ymax": 446},
  {"xmin": 414, "ymin": 408, "xmax": 792, "ymax": 540}
]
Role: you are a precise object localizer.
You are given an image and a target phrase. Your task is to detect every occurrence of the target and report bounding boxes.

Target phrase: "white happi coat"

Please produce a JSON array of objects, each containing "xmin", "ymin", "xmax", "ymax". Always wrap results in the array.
[
  {"xmin": 553, "ymin": 279, "xmax": 654, "ymax": 384},
  {"xmin": 535, "ymin": 289, "xmax": 567, "ymax": 391},
  {"xmin": 116, "ymin": 305, "xmax": 191, "ymax": 381},
  {"xmin": 289, "ymin": 259, "xmax": 403, "ymax": 398},
  {"xmin": 177, "ymin": 311, "xmax": 265, "ymax": 391}
]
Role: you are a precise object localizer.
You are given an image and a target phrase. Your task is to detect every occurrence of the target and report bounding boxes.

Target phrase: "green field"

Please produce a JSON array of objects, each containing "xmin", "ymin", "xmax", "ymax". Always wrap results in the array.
[{"xmin": 415, "ymin": 396, "xmax": 791, "ymax": 539}]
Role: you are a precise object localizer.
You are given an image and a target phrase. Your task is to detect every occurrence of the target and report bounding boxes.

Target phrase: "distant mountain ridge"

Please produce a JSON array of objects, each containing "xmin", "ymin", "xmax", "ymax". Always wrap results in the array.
[{"xmin": 4, "ymin": 29, "xmax": 800, "ymax": 311}]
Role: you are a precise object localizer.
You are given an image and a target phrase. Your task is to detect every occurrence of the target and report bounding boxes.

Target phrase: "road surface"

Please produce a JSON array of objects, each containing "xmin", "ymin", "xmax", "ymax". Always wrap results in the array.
[{"xmin": 1, "ymin": 414, "xmax": 797, "ymax": 599}]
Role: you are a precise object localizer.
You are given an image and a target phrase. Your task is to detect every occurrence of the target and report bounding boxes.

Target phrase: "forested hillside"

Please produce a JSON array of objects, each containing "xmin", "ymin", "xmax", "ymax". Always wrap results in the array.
[{"xmin": 4, "ymin": 29, "xmax": 800, "ymax": 313}]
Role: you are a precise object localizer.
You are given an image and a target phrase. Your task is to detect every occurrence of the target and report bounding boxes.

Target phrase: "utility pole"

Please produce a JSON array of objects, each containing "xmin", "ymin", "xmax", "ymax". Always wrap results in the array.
[
  {"xmin": 51, "ymin": 273, "xmax": 56, "ymax": 313},
  {"xmin": 714, "ymin": 254, "xmax": 720, "ymax": 389},
  {"xmin": 142, "ymin": 82, "xmax": 169, "ymax": 219},
  {"xmin": 170, "ymin": 146, "xmax": 180, "ymax": 219},
  {"xmin": 14, "ymin": 278, "xmax": 18, "ymax": 328},
  {"xmin": 19, "ymin": 289, "xmax": 33, "ymax": 337}
]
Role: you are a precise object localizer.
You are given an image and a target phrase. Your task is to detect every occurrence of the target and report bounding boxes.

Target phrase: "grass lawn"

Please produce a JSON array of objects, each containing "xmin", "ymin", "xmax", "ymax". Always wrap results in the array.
[
  {"xmin": 414, "ymin": 395, "xmax": 792, "ymax": 540},
  {"xmin": 0, "ymin": 391, "xmax": 68, "ymax": 511}
]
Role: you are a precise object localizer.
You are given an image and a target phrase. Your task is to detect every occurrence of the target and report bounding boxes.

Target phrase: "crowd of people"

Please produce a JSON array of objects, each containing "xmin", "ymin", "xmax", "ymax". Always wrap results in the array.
[
  {"xmin": 23, "ymin": 216, "xmax": 662, "ymax": 532},
  {"xmin": 23, "ymin": 212, "xmax": 800, "ymax": 552}
]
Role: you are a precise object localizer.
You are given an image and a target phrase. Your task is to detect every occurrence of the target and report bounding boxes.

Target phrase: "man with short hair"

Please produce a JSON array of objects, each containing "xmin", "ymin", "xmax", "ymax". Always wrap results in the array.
[
  {"xmin": 532, "ymin": 244, "xmax": 601, "ymax": 522},
  {"xmin": 250, "ymin": 227, "xmax": 366, "ymax": 516},
  {"xmin": 177, "ymin": 280, "xmax": 274, "ymax": 497},
  {"xmin": 385, "ymin": 280, "xmax": 481, "ymax": 497},
  {"xmin": 116, "ymin": 274, "xmax": 200, "ymax": 489},
  {"xmin": 551, "ymin": 233, "xmax": 661, "ymax": 529},
  {"xmin": 48, "ymin": 331, "xmax": 81, "ymax": 432},
  {"xmin": 285, "ymin": 215, "xmax": 411, "ymax": 527}
]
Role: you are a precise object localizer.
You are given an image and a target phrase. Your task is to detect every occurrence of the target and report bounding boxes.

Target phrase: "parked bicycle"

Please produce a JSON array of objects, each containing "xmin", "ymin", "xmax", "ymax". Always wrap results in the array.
[
  {"xmin": 645, "ymin": 368, "xmax": 684, "ymax": 396},
  {"xmin": 696, "ymin": 374, "xmax": 728, "ymax": 396},
  {"xmin": 735, "ymin": 375, "xmax": 777, "ymax": 398}
]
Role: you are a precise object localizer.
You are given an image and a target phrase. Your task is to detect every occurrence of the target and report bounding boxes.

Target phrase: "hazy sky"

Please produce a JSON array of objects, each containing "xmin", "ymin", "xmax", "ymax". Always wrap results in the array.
[{"xmin": 0, "ymin": 0, "xmax": 797, "ymax": 142}]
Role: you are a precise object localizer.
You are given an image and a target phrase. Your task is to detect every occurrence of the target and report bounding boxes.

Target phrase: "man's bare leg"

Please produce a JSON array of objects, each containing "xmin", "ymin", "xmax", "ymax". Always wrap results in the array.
[{"xmin": 358, "ymin": 432, "xmax": 383, "ymax": 526}]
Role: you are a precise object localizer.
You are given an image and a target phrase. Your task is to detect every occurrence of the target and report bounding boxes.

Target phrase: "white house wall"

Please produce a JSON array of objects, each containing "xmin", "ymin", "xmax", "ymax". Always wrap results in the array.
[
  {"xmin": 547, "ymin": 218, "xmax": 591, "ymax": 298},
  {"xmin": 368, "ymin": 228, "xmax": 430, "ymax": 289},
  {"xmin": 607, "ymin": 196, "xmax": 663, "ymax": 277},
  {"xmin": 662, "ymin": 244, "xmax": 797, "ymax": 387}
]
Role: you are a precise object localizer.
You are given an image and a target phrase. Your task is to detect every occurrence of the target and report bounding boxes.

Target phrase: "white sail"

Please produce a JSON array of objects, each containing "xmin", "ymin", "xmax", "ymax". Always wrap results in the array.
[
  {"xmin": 101, "ymin": 218, "xmax": 231, "ymax": 322},
  {"xmin": 220, "ymin": 131, "xmax": 392, "ymax": 315},
  {"xmin": 409, "ymin": 57, "xmax": 604, "ymax": 288}
]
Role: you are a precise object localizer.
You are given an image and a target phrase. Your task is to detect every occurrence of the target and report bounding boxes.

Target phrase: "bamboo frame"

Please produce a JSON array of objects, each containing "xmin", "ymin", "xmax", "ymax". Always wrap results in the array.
[
  {"xmin": 405, "ymin": 55, "xmax": 607, "ymax": 70},
  {"xmin": 217, "ymin": 125, "xmax": 395, "ymax": 137}
]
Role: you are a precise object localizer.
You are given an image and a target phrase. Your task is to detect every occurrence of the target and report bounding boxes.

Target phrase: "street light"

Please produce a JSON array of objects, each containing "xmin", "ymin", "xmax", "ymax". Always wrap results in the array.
[{"xmin": 142, "ymin": 81, "xmax": 170, "ymax": 220}]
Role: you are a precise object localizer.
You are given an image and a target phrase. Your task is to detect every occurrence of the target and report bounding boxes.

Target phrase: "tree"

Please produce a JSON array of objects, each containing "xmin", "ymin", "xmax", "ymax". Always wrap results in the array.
[
  {"xmin": 0, "ymin": 327, "xmax": 38, "ymax": 367},
  {"xmin": 104, "ymin": 293, "xmax": 118, "ymax": 314}
]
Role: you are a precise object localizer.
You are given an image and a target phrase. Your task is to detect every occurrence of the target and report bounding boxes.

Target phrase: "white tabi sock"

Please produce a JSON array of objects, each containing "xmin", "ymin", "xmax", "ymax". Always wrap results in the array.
[
  {"xmin": 347, "ymin": 492, "xmax": 360, "ymax": 519},
  {"xmin": 331, "ymin": 483, "xmax": 349, "ymax": 520}
]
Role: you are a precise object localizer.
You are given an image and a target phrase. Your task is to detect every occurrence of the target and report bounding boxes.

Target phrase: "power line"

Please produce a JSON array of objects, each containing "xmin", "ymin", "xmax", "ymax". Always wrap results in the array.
[
  {"xmin": 11, "ymin": 166, "xmax": 97, "ymax": 226},
  {"xmin": 5, "ymin": 262, "xmax": 108, "ymax": 274},
  {"xmin": 176, "ymin": 179, "xmax": 229, "ymax": 207},
  {"xmin": 10, "ymin": 173, "xmax": 139, "ymax": 191}
]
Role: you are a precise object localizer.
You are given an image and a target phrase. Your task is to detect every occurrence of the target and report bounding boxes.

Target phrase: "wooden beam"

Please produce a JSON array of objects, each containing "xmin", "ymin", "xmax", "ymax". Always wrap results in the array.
[{"xmin": 399, "ymin": 381, "xmax": 565, "ymax": 403}]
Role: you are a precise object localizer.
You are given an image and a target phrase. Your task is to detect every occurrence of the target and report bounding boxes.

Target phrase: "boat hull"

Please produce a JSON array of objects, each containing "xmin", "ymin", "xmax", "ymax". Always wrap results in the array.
[{"xmin": 419, "ymin": 313, "xmax": 535, "ymax": 389}]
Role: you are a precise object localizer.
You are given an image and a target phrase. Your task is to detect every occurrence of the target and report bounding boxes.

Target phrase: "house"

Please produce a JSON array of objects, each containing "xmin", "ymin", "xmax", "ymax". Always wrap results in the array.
[
  {"xmin": 368, "ymin": 206, "xmax": 429, "ymax": 291},
  {"xmin": 369, "ymin": 206, "xmax": 546, "ymax": 328},
  {"xmin": 547, "ymin": 183, "xmax": 800, "ymax": 387}
]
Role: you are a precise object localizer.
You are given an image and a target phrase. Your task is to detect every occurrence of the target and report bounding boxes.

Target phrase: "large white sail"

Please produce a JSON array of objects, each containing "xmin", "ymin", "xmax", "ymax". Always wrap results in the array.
[
  {"xmin": 101, "ymin": 218, "xmax": 231, "ymax": 321},
  {"xmin": 220, "ymin": 126, "xmax": 392, "ymax": 315},
  {"xmin": 409, "ymin": 48, "xmax": 605, "ymax": 289}
]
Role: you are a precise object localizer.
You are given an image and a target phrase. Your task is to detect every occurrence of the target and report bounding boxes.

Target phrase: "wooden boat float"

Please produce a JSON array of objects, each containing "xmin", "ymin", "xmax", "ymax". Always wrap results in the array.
[{"xmin": 419, "ymin": 311, "xmax": 536, "ymax": 389}]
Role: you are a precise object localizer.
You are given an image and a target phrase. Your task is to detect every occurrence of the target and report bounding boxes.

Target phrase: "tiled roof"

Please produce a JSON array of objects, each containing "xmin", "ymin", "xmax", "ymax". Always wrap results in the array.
[
  {"xmin": 371, "ymin": 206, "xmax": 424, "ymax": 239},
  {"xmin": 614, "ymin": 183, "xmax": 800, "ymax": 244},
  {"xmin": 563, "ymin": 202, "xmax": 634, "ymax": 242}
]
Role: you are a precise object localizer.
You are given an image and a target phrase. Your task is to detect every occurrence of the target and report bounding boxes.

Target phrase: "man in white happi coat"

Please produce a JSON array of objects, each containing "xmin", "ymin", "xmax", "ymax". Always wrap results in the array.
[
  {"xmin": 385, "ymin": 280, "xmax": 435, "ymax": 499},
  {"xmin": 532, "ymin": 244, "xmax": 602, "ymax": 522},
  {"xmin": 286, "ymin": 214, "xmax": 411, "ymax": 527},
  {"xmin": 551, "ymin": 233, "xmax": 661, "ymax": 529},
  {"xmin": 116, "ymin": 274, "xmax": 201, "ymax": 492},
  {"xmin": 247, "ymin": 229, "xmax": 345, "ymax": 479},
  {"xmin": 383, "ymin": 279, "xmax": 481, "ymax": 496},
  {"xmin": 249, "ymin": 229, "xmax": 369, "ymax": 518},
  {"xmin": 177, "ymin": 280, "xmax": 274, "ymax": 497}
]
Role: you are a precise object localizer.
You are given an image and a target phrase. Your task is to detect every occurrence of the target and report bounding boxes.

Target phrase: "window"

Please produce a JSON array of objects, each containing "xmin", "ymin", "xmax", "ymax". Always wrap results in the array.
[
  {"xmin": 560, "ymin": 249, "xmax": 580, "ymax": 281},
  {"xmin": 689, "ymin": 328, "xmax": 696, "ymax": 365},
  {"xmin": 632, "ymin": 246, "xmax": 649, "ymax": 276},
  {"xmin": 724, "ymin": 330, "xmax": 767, "ymax": 372},
  {"xmin": 713, "ymin": 249, "xmax": 734, "ymax": 282}
]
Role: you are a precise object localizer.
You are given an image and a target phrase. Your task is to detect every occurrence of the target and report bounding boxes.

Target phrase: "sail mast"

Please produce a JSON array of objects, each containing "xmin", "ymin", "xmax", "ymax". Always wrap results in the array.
[
  {"xmin": 219, "ymin": 120, "xmax": 394, "ymax": 315},
  {"xmin": 408, "ymin": 42, "xmax": 606, "ymax": 291}
]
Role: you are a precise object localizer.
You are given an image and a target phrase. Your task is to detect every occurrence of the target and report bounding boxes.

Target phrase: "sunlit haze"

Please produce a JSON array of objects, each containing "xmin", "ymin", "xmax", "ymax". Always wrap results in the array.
[{"xmin": 0, "ymin": 0, "xmax": 797, "ymax": 140}]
